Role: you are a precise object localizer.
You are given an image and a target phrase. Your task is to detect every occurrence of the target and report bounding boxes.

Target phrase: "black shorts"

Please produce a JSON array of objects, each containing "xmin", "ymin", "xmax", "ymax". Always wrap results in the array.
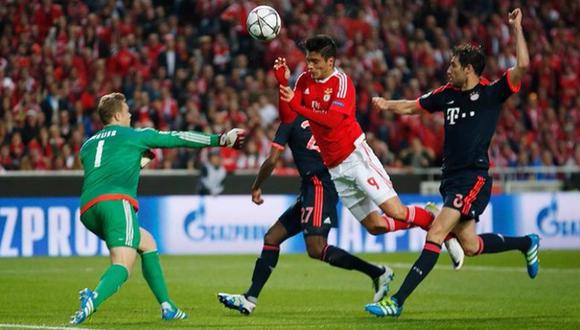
[
  {"xmin": 279, "ymin": 172, "xmax": 338, "ymax": 237},
  {"xmin": 440, "ymin": 169, "xmax": 492, "ymax": 222}
]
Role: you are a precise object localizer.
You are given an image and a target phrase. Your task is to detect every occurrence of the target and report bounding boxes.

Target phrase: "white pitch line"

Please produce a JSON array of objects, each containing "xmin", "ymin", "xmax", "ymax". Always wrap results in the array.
[
  {"xmin": 0, "ymin": 324, "xmax": 99, "ymax": 330},
  {"xmin": 0, "ymin": 267, "xmax": 95, "ymax": 275}
]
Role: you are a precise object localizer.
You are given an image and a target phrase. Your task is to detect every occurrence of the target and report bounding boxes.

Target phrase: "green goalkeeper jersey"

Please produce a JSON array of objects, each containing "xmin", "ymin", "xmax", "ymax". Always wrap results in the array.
[{"xmin": 79, "ymin": 125, "xmax": 219, "ymax": 213}]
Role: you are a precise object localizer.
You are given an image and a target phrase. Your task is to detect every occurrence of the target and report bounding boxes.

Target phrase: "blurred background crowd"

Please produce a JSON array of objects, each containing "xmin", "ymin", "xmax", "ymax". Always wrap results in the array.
[{"xmin": 0, "ymin": 0, "xmax": 578, "ymax": 179}]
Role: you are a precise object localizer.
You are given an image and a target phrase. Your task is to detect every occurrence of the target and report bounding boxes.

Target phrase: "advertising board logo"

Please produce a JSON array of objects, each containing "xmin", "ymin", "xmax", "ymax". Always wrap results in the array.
[
  {"xmin": 182, "ymin": 198, "xmax": 268, "ymax": 242},
  {"xmin": 183, "ymin": 201, "xmax": 206, "ymax": 241},
  {"xmin": 536, "ymin": 195, "xmax": 580, "ymax": 237}
]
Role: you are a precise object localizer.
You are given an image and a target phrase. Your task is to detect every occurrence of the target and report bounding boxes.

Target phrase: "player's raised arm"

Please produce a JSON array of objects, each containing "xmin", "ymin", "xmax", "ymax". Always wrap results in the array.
[
  {"xmin": 372, "ymin": 97, "xmax": 423, "ymax": 115},
  {"xmin": 507, "ymin": 8, "xmax": 529, "ymax": 87},
  {"xmin": 274, "ymin": 57, "xmax": 298, "ymax": 124}
]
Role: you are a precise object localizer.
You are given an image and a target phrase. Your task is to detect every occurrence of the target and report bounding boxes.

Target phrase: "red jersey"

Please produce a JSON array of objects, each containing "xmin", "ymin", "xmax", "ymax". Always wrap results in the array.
[{"xmin": 288, "ymin": 69, "xmax": 363, "ymax": 168}]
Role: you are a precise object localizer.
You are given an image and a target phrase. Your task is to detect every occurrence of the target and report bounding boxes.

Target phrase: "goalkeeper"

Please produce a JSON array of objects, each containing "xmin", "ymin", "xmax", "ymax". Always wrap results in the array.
[{"xmin": 69, "ymin": 92, "xmax": 246, "ymax": 324}]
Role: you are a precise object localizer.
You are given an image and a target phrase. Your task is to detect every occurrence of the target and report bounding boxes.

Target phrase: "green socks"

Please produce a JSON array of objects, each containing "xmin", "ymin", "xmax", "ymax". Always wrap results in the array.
[
  {"xmin": 141, "ymin": 250, "xmax": 172, "ymax": 306},
  {"xmin": 91, "ymin": 251, "xmax": 173, "ymax": 311},
  {"xmin": 93, "ymin": 264, "xmax": 129, "ymax": 308}
]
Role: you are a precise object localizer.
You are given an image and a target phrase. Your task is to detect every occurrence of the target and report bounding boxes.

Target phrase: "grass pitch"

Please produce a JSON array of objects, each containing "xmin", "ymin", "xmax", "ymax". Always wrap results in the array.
[{"xmin": 1, "ymin": 251, "xmax": 579, "ymax": 329}]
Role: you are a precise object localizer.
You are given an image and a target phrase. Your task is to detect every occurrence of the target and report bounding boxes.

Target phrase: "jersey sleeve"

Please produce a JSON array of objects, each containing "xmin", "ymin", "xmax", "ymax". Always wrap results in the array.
[
  {"xmin": 292, "ymin": 73, "xmax": 305, "ymax": 105},
  {"xmin": 134, "ymin": 128, "xmax": 220, "ymax": 149},
  {"xmin": 292, "ymin": 72, "xmax": 306, "ymax": 100},
  {"xmin": 278, "ymin": 74, "xmax": 306, "ymax": 124},
  {"xmin": 416, "ymin": 86, "xmax": 447, "ymax": 113},
  {"xmin": 272, "ymin": 122, "xmax": 293, "ymax": 150},
  {"xmin": 327, "ymin": 73, "xmax": 355, "ymax": 116},
  {"xmin": 487, "ymin": 70, "xmax": 521, "ymax": 104},
  {"xmin": 279, "ymin": 93, "xmax": 297, "ymax": 124}
]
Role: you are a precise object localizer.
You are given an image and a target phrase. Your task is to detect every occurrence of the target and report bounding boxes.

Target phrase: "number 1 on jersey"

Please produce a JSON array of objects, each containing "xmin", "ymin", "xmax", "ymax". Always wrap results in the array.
[{"xmin": 94, "ymin": 140, "xmax": 105, "ymax": 168}]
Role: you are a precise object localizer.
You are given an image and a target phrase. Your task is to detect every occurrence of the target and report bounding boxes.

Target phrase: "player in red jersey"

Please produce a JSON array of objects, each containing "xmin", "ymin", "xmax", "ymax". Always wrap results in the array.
[{"xmin": 277, "ymin": 35, "xmax": 463, "ymax": 266}]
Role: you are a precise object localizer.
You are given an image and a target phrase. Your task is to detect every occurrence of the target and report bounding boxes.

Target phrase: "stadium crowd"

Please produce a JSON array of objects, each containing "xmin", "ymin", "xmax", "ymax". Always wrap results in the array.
[{"xmin": 0, "ymin": 0, "xmax": 578, "ymax": 177}]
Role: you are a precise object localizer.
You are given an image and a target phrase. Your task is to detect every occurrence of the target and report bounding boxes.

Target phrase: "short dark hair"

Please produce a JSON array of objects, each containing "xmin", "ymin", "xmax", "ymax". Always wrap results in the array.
[
  {"xmin": 304, "ymin": 35, "xmax": 337, "ymax": 59},
  {"xmin": 97, "ymin": 92, "xmax": 126, "ymax": 125},
  {"xmin": 452, "ymin": 44, "xmax": 486, "ymax": 76}
]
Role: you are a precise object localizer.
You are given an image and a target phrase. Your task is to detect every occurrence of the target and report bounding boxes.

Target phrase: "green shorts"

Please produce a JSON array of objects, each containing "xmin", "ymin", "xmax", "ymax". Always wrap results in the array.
[{"xmin": 81, "ymin": 199, "xmax": 140, "ymax": 249}]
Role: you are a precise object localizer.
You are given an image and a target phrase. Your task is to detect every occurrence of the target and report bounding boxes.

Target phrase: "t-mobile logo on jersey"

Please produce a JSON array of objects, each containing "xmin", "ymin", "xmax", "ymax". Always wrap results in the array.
[
  {"xmin": 446, "ymin": 107, "xmax": 476, "ymax": 125},
  {"xmin": 446, "ymin": 107, "xmax": 460, "ymax": 125}
]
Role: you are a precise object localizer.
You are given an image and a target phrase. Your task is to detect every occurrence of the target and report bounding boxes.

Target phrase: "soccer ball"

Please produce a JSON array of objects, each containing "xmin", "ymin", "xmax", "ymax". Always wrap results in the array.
[{"xmin": 246, "ymin": 5, "xmax": 281, "ymax": 41}]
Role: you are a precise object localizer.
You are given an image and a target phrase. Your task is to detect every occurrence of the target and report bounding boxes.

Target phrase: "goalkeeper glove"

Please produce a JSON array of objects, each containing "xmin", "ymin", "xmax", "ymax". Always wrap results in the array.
[
  {"xmin": 140, "ymin": 149, "xmax": 156, "ymax": 168},
  {"xmin": 219, "ymin": 128, "xmax": 246, "ymax": 149}
]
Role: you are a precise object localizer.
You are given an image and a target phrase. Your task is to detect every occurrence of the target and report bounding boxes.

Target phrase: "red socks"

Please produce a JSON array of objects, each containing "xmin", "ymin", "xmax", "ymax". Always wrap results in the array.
[
  {"xmin": 382, "ymin": 215, "xmax": 413, "ymax": 232},
  {"xmin": 405, "ymin": 206, "xmax": 435, "ymax": 230}
]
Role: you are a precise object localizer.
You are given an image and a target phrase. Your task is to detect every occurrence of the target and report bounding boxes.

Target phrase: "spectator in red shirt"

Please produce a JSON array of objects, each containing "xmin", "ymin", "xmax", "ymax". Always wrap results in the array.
[
  {"xmin": 0, "ymin": 0, "xmax": 576, "ymax": 175},
  {"xmin": 108, "ymin": 37, "xmax": 137, "ymax": 77},
  {"xmin": 32, "ymin": 0, "xmax": 63, "ymax": 39}
]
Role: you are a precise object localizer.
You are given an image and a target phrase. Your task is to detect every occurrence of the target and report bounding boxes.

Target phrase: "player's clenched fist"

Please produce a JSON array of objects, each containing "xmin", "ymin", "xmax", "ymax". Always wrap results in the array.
[
  {"xmin": 372, "ymin": 97, "xmax": 392, "ymax": 112},
  {"xmin": 251, "ymin": 187, "xmax": 264, "ymax": 205},
  {"xmin": 508, "ymin": 8, "xmax": 522, "ymax": 28},
  {"xmin": 273, "ymin": 57, "xmax": 290, "ymax": 86},
  {"xmin": 220, "ymin": 128, "xmax": 247, "ymax": 149}
]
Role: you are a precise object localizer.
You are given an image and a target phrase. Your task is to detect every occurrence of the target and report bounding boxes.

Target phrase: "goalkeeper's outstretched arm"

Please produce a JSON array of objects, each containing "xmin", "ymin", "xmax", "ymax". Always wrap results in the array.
[{"xmin": 137, "ymin": 128, "xmax": 246, "ymax": 149}]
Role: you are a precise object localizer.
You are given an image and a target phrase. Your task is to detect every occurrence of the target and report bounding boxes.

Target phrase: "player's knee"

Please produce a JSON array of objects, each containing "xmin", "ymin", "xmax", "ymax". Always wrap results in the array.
[
  {"xmin": 263, "ymin": 227, "xmax": 277, "ymax": 245},
  {"xmin": 263, "ymin": 232, "xmax": 278, "ymax": 246},
  {"xmin": 110, "ymin": 247, "xmax": 137, "ymax": 274},
  {"xmin": 389, "ymin": 207, "xmax": 407, "ymax": 222},
  {"xmin": 263, "ymin": 222, "xmax": 287, "ymax": 246},
  {"xmin": 362, "ymin": 213, "xmax": 387, "ymax": 235},
  {"xmin": 462, "ymin": 240, "xmax": 480, "ymax": 256},
  {"xmin": 121, "ymin": 262, "xmax": 134, "ymax": 275},
  {"xmin": 464, "ymin": 248, "xmax": 478, "ymax": 256},
  {"xmin": 366, "ymin": 224, "xmax": 386, "ymax": 236},
  {"xmin": 306, "ymin": 244, "xmax": 324, "ymax": 259},
  {"xmin": 453, "ymin": 232, "xmax": 480, "ymax": 256},
  {"xmin": 305, "ymin": 236, "xmax": 326, "ymax": 259},
  {"xmin": 426, "ymin": 225, "xmax": 447, "ymax": 245},
  {"xmin": 379, "ymin": 200, "xmax": 407, "ymax": 221}
]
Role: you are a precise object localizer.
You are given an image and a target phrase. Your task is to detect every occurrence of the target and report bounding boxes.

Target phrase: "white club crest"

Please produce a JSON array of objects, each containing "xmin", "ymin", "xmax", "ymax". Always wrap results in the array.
[{"xmin": 470, "ymin": 92, "xmax": 479, "ymax": 101}]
